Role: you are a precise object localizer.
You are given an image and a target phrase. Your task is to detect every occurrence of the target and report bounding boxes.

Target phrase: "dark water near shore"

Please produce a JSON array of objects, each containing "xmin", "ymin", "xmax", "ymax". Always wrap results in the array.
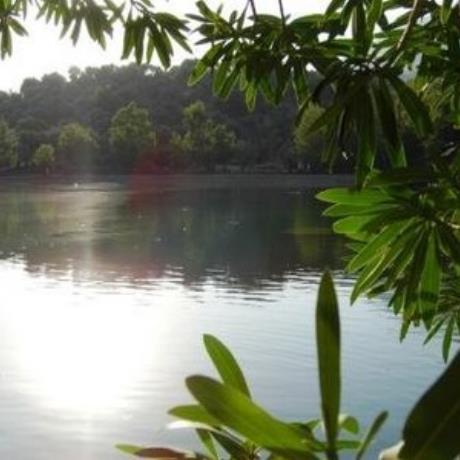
[{"xmin": 0, "ymin": 176, "xmax": 446, "ymax": 459}]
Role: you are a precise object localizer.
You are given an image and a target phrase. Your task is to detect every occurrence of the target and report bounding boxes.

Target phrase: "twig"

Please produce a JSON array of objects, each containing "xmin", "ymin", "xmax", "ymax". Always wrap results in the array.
[
  {"xmin": 248, "ymin": 0, "xmax": 257, "ymax": 18},
  {"xmin": 390, "ymin": 0, "xmax": 423, "ymax": 64},
  {"xmin": 278, "ymin": 0, "xmax": 286, "ymax": 26}
]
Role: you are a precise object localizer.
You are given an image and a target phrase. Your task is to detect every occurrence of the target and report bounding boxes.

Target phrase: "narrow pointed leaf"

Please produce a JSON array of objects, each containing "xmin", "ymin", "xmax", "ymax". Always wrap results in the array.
[
  {"xmin": 203, "ymin": 334, "xmax": 251, "ymax": 397},
  {"xmin": 316, "ymin": 272, "xmax": 341, "ymax": 452},
  {"xmin": 356, "ymin": 411, "xmax": 388, "ymax": 460},
  {"xmin": 186, "ymin": 376, "xmax": 320, "ymax": 460}
]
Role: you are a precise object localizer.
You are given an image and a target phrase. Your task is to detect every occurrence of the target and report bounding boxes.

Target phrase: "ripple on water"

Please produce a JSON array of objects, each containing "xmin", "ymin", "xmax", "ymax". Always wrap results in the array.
[{"xmin": 0, "ymin": 182, "xmax": 451, "ymax": 459}]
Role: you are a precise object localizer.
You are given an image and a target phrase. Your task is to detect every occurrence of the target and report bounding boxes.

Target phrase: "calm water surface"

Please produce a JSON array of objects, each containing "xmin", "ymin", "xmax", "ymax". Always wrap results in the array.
[{"xmin": 0, "ymin": 176, "xmax": 448, "ymax": 459}]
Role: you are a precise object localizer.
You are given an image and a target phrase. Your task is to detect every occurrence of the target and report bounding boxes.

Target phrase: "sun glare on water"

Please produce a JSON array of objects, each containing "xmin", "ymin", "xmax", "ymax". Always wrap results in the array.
[{"xmin": 0, "ymin": 260, "xmax": 182, "ymax": 416}]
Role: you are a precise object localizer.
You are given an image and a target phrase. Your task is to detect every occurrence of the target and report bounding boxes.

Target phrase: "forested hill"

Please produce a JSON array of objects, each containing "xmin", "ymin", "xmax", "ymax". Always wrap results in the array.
[
  {"xmin": 0, "ymin": 60, "xmax": 336, "ymax": 174},
  {"xmin": 0, "ymin": 60, "xmax": 449, "ymax": 175}
]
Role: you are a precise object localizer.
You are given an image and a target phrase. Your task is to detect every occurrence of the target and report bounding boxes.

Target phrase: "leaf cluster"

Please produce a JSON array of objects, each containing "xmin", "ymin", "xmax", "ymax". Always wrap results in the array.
[{"xmin": 117, "ymin": 273, "xmax": 460, "ymax": 459}]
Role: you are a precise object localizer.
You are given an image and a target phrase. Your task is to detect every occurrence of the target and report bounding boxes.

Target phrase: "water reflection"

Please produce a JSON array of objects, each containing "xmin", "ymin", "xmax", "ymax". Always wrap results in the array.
[
  {"xmin": 0, "ymin": 180, "xmax": 345, "ymax": 289},
  {"xmin": 0, "ymin": 179, "xmax": 446, "ymax": 460}
]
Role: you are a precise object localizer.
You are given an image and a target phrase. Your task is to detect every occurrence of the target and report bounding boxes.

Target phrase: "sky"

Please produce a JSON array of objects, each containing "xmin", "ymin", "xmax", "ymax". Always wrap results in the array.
[{"xmin": 0, "ymin": 0, "xmax": 328, "ymax": 92}]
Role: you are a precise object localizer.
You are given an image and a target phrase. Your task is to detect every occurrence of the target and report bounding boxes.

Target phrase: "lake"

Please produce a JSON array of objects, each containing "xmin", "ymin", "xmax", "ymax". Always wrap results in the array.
[{"xmin": 0, "ymin": 175, "xmax": 447, "ymax": 459}]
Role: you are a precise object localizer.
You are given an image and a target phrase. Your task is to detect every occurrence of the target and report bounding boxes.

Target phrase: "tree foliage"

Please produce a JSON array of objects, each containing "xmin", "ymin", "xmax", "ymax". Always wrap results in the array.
[
  {"xmin": 0, "ymin": 118, "xmax": 18, "ymax": 168},
  {"xmin": 177, "ymin": 0, "xmax": 460, "ymax": 357},
  {"xmin": 31, "ymin": 143, "xmax": 55, "ymax": 173},
  {"xmin": 173, "ymin": 100, "xmax": 237, "ymax": 171},
  {"xmin": 0, "ymin": 62, "xmax": 317, "ymax": 173},
  {"xmin": 1, "ymin": 0, "xmax": 460, "ymax": 455},
  {"xmin": 57, "ymin": 122, "xmax": 98, "ymax": 172},
  {"xmin": 109, "ymin": 102, "xmax": 155, "ymax": 170}
]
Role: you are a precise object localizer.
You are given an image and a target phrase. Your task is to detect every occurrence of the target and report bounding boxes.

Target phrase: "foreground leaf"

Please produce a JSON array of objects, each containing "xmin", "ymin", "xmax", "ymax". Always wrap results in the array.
[
  {"xmin": 203, "ymin": 334, "xmax": 251, "ymax": 397},
  {"xmin": 316, "ymin": 271, "xmax": 341, "ymax": 452},
  {"xmin": 116, "ymin": 445, "xmax": 208, "ymax": 459},
  {"xmin": 186, "ymin": 375, "xmax": 320, "ymax": 459},
  {"xmin": 168, "ymin": 404, "xmax": 221, "ymax": 427},
  {"xmin": 355, "ymin": 411, "xmax": 388, "ymax": 460},
  {"xmin": 400, "ymin": 352, "xmax": 460, "ymax": 459}
]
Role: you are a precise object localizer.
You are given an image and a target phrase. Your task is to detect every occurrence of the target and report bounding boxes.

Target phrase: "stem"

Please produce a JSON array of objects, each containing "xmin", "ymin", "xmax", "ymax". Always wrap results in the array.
[
  {"xmin": 278, "ymin": 0, "xmax": 286, "ymax": 26},
  {"xmin": 248, "ymin": 0, "xmax": 257, "ymax": 18},
  {"xmin": 326, "ymin": 450, "xmax": 339, "ymax": 460},
  {"xmin": 389, "ymin": 0, "xmax": 422, "ymax": 65}
]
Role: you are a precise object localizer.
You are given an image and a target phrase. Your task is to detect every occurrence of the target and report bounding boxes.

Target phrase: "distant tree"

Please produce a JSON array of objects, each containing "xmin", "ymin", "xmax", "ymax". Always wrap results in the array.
[
  {"xmin": 0, "ymin": 119, "xmax": 18, "ymax": 169},
  {"xmin": 20, "ymin": 74, "xmax": 72, "ymax": 126},
  {"xmin": 174, "ymin": 101, "xmax": 237, "ymax": 171},
  {"xmin": 16, "ymin": 117, "xmax": 50, "ymax": 167},
  {"xmin": 31, "ymin": 144, "xmax": 55, "ymax": 174},
  {"xmin": 57, "ymin": 123, "xmax": 98, "ymax": 172},
  {"xmin": 109, "ymin": 102, "xmax": 156, "ymax": 171}
]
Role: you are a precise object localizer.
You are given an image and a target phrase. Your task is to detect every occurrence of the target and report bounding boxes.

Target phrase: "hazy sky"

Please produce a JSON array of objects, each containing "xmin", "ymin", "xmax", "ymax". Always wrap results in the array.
[{"xmin": 1, "ymin": 0, "xmax": 328, "ymax": 92}]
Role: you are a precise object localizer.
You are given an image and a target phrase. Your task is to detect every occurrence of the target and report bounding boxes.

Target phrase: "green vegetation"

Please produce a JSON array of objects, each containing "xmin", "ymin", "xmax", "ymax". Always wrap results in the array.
[
  {"xmin": 294, "ymin": 105, "xmax": 327, "ymax": 172},
  {"xmin": 31, "ymin": 144, "xmax": 55, "ymax": 174},
  {"xmin": 57, "ymin": 122, "xmax": 99, "ymax": 172},
  {"xmin": 117, "ymin": 273, "xmax": 460, "ymax": 459},
  {"xmin": 0, "ymin": 61, "xmax": 456, "ymax": 174},
  {"xmin": 109, "ymin": 102, "xmax": 156, "ymax": 170},
  {"xmin": 0, "ymin": 119, "xmax": 18, "ymax": 169},
  {"xmin": 173, "ymin": 101, "xmax": 238, "ymax": 171},
  {"xmin": 0, "ymin": 63, "xmax": 312, "ymax": 173},
  {"xmin": 1, "ymin": 0, "xmax": 460, "ymax": 457}
]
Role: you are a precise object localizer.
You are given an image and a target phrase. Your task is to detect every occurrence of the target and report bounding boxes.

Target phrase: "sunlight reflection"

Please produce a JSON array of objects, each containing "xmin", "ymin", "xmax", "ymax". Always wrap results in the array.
[{"xmin": 1, "ymin": 260, "xmax": 182, "ymax": 416}]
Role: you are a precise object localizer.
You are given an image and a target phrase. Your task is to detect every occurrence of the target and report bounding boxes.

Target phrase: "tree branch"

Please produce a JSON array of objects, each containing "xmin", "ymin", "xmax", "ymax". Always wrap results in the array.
[
  {"xmin": 278, "ymin": 0, "xmax": 286, "ymax": 26},
  {"xmin": 248, "ymin": 0, "xmax": 257, "ymax": 18},
  {"xmin": 391, "ymin": 0, "xmax": 423, "ymax": 62}
]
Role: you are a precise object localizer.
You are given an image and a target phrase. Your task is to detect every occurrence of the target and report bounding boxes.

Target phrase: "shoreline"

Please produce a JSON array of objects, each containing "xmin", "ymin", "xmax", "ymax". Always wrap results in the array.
[{"xmin": 0, "ymin": 173, "xmax": 353, "ymax": 190}]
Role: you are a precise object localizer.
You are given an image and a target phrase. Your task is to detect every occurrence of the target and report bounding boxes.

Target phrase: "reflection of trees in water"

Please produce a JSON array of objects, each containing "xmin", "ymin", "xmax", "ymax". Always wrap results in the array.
[{"xmin": 0, "ymin": 184, "xmax": 346, "ymax": 289}]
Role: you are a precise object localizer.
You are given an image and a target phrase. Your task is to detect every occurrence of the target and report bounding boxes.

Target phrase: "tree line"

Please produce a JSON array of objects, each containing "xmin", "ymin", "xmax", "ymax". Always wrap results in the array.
[
  {"xmin": 0, "ymin": 60, "xmax": 457, "ymax": 175},
  {"xmin": 0, "ymin": 61, "xmax": 301, "ymax": 174}
]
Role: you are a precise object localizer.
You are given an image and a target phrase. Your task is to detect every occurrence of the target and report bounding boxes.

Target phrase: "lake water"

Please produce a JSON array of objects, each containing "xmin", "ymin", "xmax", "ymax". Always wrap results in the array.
[{"xmin": 0, "ymin": 176, "xmax": 448, "ymax": 459}]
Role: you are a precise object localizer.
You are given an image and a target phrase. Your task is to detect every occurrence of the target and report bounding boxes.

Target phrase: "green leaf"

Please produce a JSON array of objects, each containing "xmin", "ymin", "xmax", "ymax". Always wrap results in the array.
[
  {"xmin": 212, "ymin": 59, "xmax": 231, "ymax": 95},
  {"xmin": 196, "ymin": 429, "xmax": 218, "ymax": 460},
  {"xmin": 333, "ymin": 214, "xmax": 379, "ymax": 235},
  {"xmin": 218, "ymin": 67, "xmax": 239, "ymax": 99},
  {"xmin": 210, "ymin": 432, "xmax": 247, "ymax": 458},
  {"xmin": 371, "ymin": 78, "xmax": 406, "ymax": 167},
  {"xmin": 350, "ymin": 233, "xmax": 413, "ymax": 305},
  {"xmin": 424, "ymin": 318, "xmax": 446, "ymax": 345},
  {"xmin": 366, "ymin": 168, "xmax": 433, "ymax": 187},
  {"xmin": 419, "ymin": 232, "xmax": 441, "ymax": 322},
  {"xmin": 386, "ymin": 74, "xmax": 433, "ymax": 136},
  {"xmin": 188, "ymin": 60, "xmax": 209, "ymax": 86},
  {"xmin": 168, "ymin": 405, "xmax": 221, "ymax": 427},
  {"xmin": 186, "ymin": 376, "xmax": 320, "ymax": 460},
  {"xmin": 306, "ymin": 103, "xmax": 343, "ymax": 136},
  {"xmin": 352, "ymin": 2, "xmax": 367, "ymax": 54},
  {"xmin": 316, "ymin": 271, "xmax": 341, "ymax": 452},
  {"xmin": 355, "ymin": 411, "xmax": 388, "ymax": 460},
  {"xmin": 347, "ymin": 221, "xmax": 406, "ymax": 273},
  {"xmin": 8, "ymin": 18, "xmax": 27, "ymax": 36},
  {"xmin": 355, "ymin": 90, "xmax": 376, "ymax": 185},
  {"xmin": 323, "ymin": 203, "xmax": 393, "ymax": 217},
  {"xmin": 317, "ymin": 188, "xmax": 388, "ymax": 206},
  {"xmin": 203, "ymin": 334, "xmax": 251, "ymax": 397},
  {"xmin": 367, "ymin": 0, "xmax": 383, "ymax": 30},
  {"xmin": 326, "ymin": 0, "xmax": 346, "ymax": 18},
  {"xmin": 400, "ymin": 352, "xmax": 460, "ymax": 460},
  {"xmin": 116, "ymin": 445, "xmax": 207, "ymax": 458},
  {"xmin": 339, "ymin": 414, "xmax": 360, "ymax": 435},
  {"xmin": 442, "ymin": 318, "xmax": 455, "ymax": 363}
]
